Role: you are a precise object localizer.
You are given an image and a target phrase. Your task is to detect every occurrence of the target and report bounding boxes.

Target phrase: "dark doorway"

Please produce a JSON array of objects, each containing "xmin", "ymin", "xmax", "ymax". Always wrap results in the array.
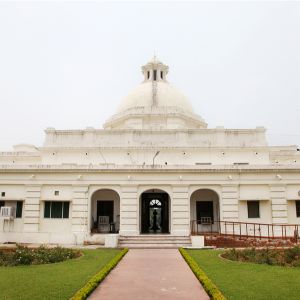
[
  {"xmin": 196, "ymin": 201, "xmax": 214, "ymax": 223},
  {"xmin": 141, "ymin": 192, "xmax": 169, "ymax": 234},
  {"xmin": 97, "ymin": 201, "xmax": 114, "ymax": 223}
]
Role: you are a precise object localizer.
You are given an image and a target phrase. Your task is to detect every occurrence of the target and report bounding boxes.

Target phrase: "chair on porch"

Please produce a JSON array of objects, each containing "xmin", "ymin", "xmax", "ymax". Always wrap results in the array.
[
  {"xmin": 201, "ymin": 217, "xmax": 212, "ymax": 225},
  {"xmin": 98, "ymin": 216, "xmax": 110, "ymax": 233}
]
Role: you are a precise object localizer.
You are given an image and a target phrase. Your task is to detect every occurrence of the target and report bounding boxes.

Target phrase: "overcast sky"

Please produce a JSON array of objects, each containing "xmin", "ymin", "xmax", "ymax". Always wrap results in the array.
[{"xmin": 0, "ymin": 1, "xmax": 299, "ymax": 150}]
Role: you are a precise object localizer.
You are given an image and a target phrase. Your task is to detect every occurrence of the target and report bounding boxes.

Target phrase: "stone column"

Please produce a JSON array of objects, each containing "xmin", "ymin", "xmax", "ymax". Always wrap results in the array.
[
  {"xmin": 119, "ymin": 185, "xmax": 138, "ymax": 236},
  {"xmin": 172, "ymin": 185, "xmax": 189, "ymax": 236}
]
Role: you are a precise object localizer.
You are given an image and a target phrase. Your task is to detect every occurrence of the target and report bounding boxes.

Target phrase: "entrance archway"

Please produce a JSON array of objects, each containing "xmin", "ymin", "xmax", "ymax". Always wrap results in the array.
[
  {"xmin": 140, "ymin": 189, "xmax": 170, "ymax": 234},
  {"xmin": 190, "ymin": 189, "xmax": 220, "ymax": 233},
  {"xmin": 91, "ymin": 189, "xmax": 120, "ymax": 233}
]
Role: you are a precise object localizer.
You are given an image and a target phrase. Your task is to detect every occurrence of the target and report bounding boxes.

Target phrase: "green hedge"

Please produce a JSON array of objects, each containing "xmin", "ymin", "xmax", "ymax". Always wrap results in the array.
[
  {"xmin": 70, "ymin": 248, "xmax": 128, "ymax": 300},
  {"xmin": 223, "ymin": 247, "xmax": 300, "ymax": 267},
  {"xmin": 0, "ymin": 245, "xmax": 80, "ymax": 266},
  {"xmin": 179, "ymin": 248, "xmax": 227, "ymax": 300}
]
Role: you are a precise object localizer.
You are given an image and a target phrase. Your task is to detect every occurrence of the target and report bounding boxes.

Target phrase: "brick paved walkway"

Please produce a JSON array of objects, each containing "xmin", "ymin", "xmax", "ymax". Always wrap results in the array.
[{"xmin": 89, "ymin": 249, "xmax": 209, "ymax": 300}]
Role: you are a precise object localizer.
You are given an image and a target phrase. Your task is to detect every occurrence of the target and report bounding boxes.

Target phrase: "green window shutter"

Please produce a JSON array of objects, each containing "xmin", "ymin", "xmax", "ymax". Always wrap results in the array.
[
  {"xmin": 44, "ymin": 201, "xmax": 51, "ymax": 218},
  {"xmin": 63, "ymin": 202, "xmax": 70, "ymax": 218},
  {"xmin": 51, "ymin": 202, "xmax": 63, "ymax": 218},
  {"xmin": 247, "ymin": 201, "xmax": 260, "ymax": 218},
  {"xmin": 16, "ymin": 201, "xmax": 23, "ymax": 218}
]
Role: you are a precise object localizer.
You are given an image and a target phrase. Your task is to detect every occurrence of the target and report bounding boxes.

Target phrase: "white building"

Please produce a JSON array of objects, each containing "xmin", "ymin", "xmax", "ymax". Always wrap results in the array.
[{"xmin": 1, "ymin": 57, "xmax": 300, "ymax": 246}]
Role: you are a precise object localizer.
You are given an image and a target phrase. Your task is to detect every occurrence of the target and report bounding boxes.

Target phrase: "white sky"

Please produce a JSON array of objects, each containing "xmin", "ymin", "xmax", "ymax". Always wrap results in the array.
[{"xmin": 0, "ymin": 1, "xmax": 299, "ymax": 150}]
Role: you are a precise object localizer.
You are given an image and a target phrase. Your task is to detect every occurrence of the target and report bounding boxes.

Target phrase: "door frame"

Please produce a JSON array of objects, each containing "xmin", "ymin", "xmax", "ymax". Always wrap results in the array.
[{"xmin": 140, "ymin": 192, "xmax": 169, "ymax": 234}]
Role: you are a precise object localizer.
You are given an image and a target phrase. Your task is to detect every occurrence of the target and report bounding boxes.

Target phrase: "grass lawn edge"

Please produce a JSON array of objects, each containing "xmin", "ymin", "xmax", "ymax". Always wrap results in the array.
[
  {"xmin": 70, "ymin": 248, "xmax": 128, "ymax": 300},
  {"xmin": 179, "ymin": 248, "xmax": 227, "ymax": 300}
]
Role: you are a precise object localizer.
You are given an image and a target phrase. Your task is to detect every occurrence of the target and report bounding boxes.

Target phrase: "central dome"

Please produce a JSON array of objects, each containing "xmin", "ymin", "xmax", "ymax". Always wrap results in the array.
[
  {"xmin": 104, "ymin": 57, "xmax": 207, "ymax": 130},
  {"xmin": 117, "ymin": 80, "xmax": 194, "ymax": 114}
]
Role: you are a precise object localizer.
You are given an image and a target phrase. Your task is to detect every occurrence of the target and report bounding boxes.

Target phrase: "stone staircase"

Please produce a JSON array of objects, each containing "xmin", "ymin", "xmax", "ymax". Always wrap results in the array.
[{"xmin": 118, "ymin": 235, "xmax": 191, "ymax": 249}]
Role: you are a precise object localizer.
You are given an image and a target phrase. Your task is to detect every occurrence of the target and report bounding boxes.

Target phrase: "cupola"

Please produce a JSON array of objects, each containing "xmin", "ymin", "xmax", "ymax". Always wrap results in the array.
[{"xmin": 142, "ymin": 56, "xmax": 169, "ymax": 82}]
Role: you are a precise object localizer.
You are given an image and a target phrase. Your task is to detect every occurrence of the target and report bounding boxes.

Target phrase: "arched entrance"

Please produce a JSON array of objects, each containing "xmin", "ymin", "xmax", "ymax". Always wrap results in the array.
[
  {"xmin": 140, "ymin": 189, "xmax": 170, "ymax": 234},
  {"xmin": 190, "ymin": 189, "xmax": 220, "ymax": 234},
  {"xmin": 91, "ymin": 189, "xmax": 120, "ymax": 233}
]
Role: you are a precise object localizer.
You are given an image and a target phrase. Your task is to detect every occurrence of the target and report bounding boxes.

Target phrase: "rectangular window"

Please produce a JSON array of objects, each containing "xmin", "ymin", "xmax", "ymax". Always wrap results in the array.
[
  {"xmin": 16, "ymin": 201, "xmax": 23, "ymax": 218},
  {"xmin": 0, "ymin": 201, "xmax": 5, "ymax": 208},
  {"xmin": 247, "ymin": 201, "xmax": 260, "ymax": 218},
  {"xmin": 44, "ymin": 201, "xmax": 70, "ymax": 219},
  {"xmin": 296, "ymin": 201, "xmax": 300, "ymax": 218},
  {"xmin": 1, "ymin": 192, "xmax": 5, "ymax": 197}
]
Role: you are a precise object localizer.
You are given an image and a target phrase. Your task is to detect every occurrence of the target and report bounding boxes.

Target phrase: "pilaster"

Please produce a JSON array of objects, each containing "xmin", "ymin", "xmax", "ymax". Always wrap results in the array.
[
  {"xmin": 270, "ymin": 185, "xmax": 287, "ymax": 224},
  {"xmin": 23, "ymin": 185, "xmax": 41, "ymax": 232},
  {"xmin": 71, "ymin": 185, "xmax": 89, "ymax": 233},
  {"xmin": 221, "ymin": 185, "xmax": 239, "ymax": 221},
  {"xmin": 119, "ymin": 185, "xmax": 138, "ymax": 235},
  {"xmin": 172, "ymin": 185, "xmax": 189, "ymax": 236}
]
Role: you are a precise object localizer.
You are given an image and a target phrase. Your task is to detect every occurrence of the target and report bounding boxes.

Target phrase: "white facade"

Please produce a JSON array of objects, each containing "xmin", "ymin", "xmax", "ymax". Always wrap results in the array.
[{"xmin": 0, "ymin": 57, "xmax": 300, "ymax": 245}]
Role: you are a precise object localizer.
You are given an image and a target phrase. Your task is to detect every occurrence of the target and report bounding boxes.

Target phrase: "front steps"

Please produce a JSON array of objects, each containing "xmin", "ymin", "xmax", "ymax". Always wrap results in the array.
[{"xmin": 118, "ymin": 235, "xmax": 192, "ymax": 249}]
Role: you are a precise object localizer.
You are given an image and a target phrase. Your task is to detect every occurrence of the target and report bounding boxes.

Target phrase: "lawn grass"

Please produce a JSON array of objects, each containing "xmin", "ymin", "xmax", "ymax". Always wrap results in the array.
[
  {"xmin": 0, "ymin": 248, "xmax": 121, "ymax": 300},
  {"xmin": 187, "ymin": 249, "xmax": 300, "ymax": 300}
]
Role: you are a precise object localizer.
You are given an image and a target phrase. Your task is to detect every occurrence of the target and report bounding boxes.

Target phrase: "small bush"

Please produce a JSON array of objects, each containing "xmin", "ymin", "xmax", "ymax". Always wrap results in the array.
[
  {"xmin": 0, "ymin": 245, "xmax": 81, "ymax": 266},
  {"xmin": 223, "ymin": 246, "xmax": 300, "ymax": 267}
]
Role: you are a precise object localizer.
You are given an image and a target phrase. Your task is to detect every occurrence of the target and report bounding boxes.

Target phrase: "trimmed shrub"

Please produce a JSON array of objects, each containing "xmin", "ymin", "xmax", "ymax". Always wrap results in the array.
[
  {"xmin": 0, "ymin": 245, "xmax": 81, "ymax": 266},
  {"xmin": 70, "ymin": 248, "xmax": 128, "ymax": 300},
  {"xmin": 223, "ymin": 246, "xmax": 300, "ymax": 267},
  {"xmin": 179, "ymin": 248, "xmax": 227, "ymax": 300}
]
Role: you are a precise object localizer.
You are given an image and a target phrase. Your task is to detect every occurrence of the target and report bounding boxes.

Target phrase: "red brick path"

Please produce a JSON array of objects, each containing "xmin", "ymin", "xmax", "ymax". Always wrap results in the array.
[{"xmin": 89, "ymin": 249, "xmax": 209, "ymax": 300}]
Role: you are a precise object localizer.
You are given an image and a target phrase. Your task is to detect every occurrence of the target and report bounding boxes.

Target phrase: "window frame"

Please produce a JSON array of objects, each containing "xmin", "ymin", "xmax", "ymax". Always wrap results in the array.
[
  {"xmin": 44, "ymin": 201, "xmax": 70, "ymax": 219},
  {"xmin": 247, "ymin": 200, "xmax": 260, "ymax": 218},
  {"xmin": 0, "ymin": 201, "xmax": 23, "ymax": 218},
  {"xmin": 15, "ymin": 201, "xmax": 23, "ymax": 218}
]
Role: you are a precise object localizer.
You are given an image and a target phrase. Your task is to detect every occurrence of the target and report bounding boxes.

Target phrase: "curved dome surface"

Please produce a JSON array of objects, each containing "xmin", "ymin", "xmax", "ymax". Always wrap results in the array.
[{"xmin": 117, "ymin": 81, "xmax": 194, "ymax": 114}]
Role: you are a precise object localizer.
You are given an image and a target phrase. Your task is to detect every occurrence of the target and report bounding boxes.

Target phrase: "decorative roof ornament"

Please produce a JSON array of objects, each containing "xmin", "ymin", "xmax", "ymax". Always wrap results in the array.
[{"xmin": 141, "ymin": 56, "xmax": 169, "ymax": 83}]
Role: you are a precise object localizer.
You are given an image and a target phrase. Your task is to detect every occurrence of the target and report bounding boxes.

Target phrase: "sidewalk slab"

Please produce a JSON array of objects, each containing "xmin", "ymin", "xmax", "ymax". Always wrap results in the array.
[{"xmin": 89, "ymin": 249, "xmax": 209, "ymax": 300}]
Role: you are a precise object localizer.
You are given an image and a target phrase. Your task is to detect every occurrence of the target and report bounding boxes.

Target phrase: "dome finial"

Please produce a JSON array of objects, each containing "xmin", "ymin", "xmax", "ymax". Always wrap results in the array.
[
  {"xmin": 149, "ymin": 54, "xmax": 160, "ymax": 64},
  {"xmin": 152, "ymin": 50, "xmax": 158, "ymax": 63}
]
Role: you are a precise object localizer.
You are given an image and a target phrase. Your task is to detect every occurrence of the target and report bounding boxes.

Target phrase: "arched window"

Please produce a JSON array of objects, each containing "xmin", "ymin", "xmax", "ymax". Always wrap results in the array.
[{"xmin": 149, "ymin": 199, "xmax": 162, "ymax": 208}]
